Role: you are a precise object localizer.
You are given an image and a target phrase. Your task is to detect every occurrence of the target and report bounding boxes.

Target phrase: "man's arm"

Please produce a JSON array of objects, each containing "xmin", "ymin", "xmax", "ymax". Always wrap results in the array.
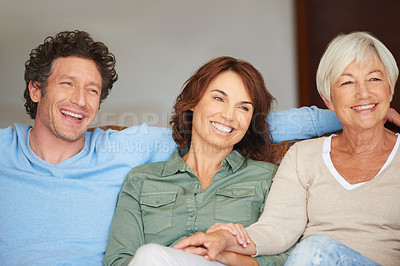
[
  {"xmin": 268, "ymin": 106, "xmax": 400, "ymax": 143},
  {"xmin": 267, "ymin": 106, "xmax": 342, "ymax": 143}
]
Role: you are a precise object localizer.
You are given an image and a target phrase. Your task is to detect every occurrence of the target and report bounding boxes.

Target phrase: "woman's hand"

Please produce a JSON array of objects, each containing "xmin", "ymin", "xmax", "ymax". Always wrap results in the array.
[
  {"xmin": 173, "ymin": 230, "xmax": 232, "ymax": 260},
  {"xmin": 212, "ymin": 251, "xmax": 259, "ymax": 266},
  {"xmin": 174, "ymin": 229, "xmax": 257, "ymax": 261},
  {"xmin": 206, "ymin": 223, "xmax": 251, "ymax": 248},
  {"xmin": 177, "ymin": 245, "xmax": 258, "ymax": 266}
]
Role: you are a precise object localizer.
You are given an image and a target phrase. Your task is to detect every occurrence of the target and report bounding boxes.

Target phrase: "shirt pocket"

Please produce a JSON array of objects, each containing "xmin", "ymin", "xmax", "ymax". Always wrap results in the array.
[
  {"xmin": 140, "ymin": 191, "xmax": 177, "ymax": 234},
  {"xmin": 214, "ymin": 186, "xmax": 255, "ymax": 222}
]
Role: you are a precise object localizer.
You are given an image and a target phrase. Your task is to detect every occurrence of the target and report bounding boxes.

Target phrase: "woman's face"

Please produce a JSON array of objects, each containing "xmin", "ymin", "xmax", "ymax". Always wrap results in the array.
[
  {"xmin": 190, "ymin": 71, "xmax": 254, "ymax": 153},
  {"xmin": 325, "ymin": 54, "xmax": 392, "ymax": 131}
]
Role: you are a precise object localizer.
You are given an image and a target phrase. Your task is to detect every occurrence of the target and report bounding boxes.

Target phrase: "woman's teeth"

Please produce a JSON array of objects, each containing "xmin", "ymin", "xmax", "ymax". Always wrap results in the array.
[
  {"xmin": 351, "ymin": 104, "xmax": 376, "ymax": 111},
  {"xmin": 211, "ymin": 122, "xmax": 233, "ymax": 133}
]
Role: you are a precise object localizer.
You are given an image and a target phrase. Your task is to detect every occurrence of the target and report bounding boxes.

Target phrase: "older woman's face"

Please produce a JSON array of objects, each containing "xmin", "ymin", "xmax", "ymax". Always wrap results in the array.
[{"xmin": 326, "ymin": 55, "xmax": 392, "ymax": 130}]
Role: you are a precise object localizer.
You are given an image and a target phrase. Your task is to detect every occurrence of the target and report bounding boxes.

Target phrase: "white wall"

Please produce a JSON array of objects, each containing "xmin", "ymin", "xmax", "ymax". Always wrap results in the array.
[{"xmin": 0, "ymin": 0, "xmax": 297, "ymax": 128}]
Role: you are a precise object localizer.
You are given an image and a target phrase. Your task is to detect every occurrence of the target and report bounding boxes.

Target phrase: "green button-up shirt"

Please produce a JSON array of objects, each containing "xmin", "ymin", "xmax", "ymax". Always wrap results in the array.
[{"xmin": 104, "ymin": 149, "xmax": 290, "ymax": 266}]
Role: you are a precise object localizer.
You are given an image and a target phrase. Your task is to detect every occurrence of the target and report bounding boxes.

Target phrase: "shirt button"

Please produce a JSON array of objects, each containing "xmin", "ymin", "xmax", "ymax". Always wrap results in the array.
[
  {"xmin": 232, "ymin": 191, "xmax": 238, "ymax": 196},
  {"xmin": 155, "ymin": 198, "xmax": 161, "ymax": 203},
  {"xmin": 189, "ymin": 211, "xmax": 196, "ymax": 217}
]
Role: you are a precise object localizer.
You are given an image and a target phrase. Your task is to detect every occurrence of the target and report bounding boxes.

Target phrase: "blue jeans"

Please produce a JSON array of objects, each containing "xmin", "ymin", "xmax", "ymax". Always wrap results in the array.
[{"xmin": 285, "ymin": 235, "xmax": 381, "ymax": 266}]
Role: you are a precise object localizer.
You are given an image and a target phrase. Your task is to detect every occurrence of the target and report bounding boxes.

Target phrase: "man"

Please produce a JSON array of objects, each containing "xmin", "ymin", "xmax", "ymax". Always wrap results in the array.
[
  {"xmin": 1, "ymin": 30, "xmax": 177, "ymax": 265},
  {"xmin": 0, "ymin": 30, "xmax": 373, "ymax": 265}
]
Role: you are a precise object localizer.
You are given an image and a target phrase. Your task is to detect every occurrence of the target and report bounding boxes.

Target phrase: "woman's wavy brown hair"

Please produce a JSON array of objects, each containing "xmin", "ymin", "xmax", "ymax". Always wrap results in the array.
[
  {"xmin": 23, "ymin": 30, "xmax": 118, "ymax": 119},
  {"xmin": 170, "ymin": 56, "xmax": 275, "ymax": 162}
]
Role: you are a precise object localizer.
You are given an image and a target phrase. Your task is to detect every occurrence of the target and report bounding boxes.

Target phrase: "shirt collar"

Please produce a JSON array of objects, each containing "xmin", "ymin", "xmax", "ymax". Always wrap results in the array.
[{"xmin": 162, "ymin": 148, "xmax": 245, "ymax": 177}]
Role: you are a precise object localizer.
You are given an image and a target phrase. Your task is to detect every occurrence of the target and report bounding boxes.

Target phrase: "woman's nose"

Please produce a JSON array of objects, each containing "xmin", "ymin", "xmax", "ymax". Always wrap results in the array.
[
  {"xmin": 355, "ymin": 82, "xmax": 371, "ymax": 99},
  {"xmin": 221, "ymin": 105, "xmax": 234, "ymax": 121}
]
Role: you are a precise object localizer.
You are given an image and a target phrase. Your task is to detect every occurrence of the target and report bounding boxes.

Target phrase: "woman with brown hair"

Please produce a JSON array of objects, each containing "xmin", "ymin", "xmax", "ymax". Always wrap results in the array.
[{"xmin": 103, "ymin": 56, "xmax": 290, "ymax": 265}]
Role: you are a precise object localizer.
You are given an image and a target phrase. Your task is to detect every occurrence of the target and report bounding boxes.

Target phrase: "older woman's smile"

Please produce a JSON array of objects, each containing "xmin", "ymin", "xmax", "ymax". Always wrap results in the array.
[{"xmin": 351, "ymin": 103, "xmax": 377, "ymax": 111}]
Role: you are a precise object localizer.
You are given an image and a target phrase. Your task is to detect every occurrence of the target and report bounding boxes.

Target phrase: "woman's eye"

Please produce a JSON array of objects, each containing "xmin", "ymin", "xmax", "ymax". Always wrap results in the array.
[
  {"xmin": 61, "ymin": 82, "xmax": 72, "ymax": 86},
  {"xmin": 370, "ymin": 77, "xmax": 381, "ymax": 81},
  {"xmin": 240, "ymin": 106, "xmax": 249, "ymax": 111},
  {"xmin": 214, "ymin": 96, "xmax": 223, "ymax": 102},
  {"xmin": 340, "ymin": 81, "xmax": 353, "ymax": 86}
]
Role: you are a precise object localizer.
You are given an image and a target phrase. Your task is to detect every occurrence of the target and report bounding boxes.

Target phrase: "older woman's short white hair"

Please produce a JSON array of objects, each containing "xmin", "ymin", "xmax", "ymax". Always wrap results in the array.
[{"xmin": 316, "ymin": 31, "xmax": 399, "ymax": 103}]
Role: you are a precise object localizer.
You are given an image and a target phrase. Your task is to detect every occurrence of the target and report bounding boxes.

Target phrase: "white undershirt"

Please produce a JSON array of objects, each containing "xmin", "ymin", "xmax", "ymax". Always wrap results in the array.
[{"xmin": 322, "ymin": 133, "xmax": 400, "ymax": 190}]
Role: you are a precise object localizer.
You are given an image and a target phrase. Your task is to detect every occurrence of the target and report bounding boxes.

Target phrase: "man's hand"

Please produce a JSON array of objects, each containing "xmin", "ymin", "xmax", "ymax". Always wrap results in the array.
[{"xmin": 387, "ymin": 108, "xmax": 400, "ymax": 126}]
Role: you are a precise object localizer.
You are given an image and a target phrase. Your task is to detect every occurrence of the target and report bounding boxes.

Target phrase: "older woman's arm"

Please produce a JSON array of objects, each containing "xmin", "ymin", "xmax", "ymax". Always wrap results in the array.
[
  {"xmin": 246, "ymin": 143, "xmax": 308, "ymax": 255},
  {"xmin": 213, "ymin": 250, "xmax": 290, "ymax": 266}
]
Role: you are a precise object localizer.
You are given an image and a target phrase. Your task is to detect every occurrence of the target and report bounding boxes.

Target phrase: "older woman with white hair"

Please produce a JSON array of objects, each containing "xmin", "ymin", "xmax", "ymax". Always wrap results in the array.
[{"xmin": 174, "ymin": 32, "xmax": 400, "ymax": 265}]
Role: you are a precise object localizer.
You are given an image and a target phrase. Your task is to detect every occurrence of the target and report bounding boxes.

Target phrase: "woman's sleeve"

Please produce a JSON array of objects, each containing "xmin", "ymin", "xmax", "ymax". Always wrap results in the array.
[
  {"xmin": 254, "ymin": 249, "xmax": 292, "ymax": 266},
  {"xmin": 103, "ymin": 172, "xmax": 145, "ymax": 266},
  {"xmin": 246, "ymin": 144, "xmax": 308, "ymax": 255},
  {"xmin": 267, "ymin": 106, "xmax": 341, "ymax": 143}
]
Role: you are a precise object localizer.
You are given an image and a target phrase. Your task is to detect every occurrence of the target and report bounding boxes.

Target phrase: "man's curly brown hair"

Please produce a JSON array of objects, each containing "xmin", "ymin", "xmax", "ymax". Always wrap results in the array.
[{"xmin": 23, "ymin": 30, "xmax": 118, "ymax": 119}]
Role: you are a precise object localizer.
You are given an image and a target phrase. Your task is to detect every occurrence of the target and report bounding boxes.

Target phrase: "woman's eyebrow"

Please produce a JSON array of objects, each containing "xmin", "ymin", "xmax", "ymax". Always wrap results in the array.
[
  {"xmin": 368, "ymin": 69, "xmax": 383, "ymax": 75},
  {"xmin": 211, "ymin": 89, "xmax": 253, "ymax": 106},
  {"xmin": 211, "ymin": 89, "xmax": 227, "ymax": 96}
]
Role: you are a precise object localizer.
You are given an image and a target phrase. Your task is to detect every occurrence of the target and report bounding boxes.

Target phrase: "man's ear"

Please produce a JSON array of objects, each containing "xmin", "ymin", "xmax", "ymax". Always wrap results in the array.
[
  {"xmin": 320, "ymin": 92, "xmax": 335, "ymax": 112},
  {"xmin": 29, "ymin": 81, "xmax": 42, "ymax": 103}
]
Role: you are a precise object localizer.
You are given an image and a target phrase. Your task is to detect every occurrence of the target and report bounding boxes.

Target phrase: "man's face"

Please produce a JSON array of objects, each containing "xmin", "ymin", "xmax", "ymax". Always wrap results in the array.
[{"xmin": 31, "ymin": 56, "xmax": 102, "ymax": 142}]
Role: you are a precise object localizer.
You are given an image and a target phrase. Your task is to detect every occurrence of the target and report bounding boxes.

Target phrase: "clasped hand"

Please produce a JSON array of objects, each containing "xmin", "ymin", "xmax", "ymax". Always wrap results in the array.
[{"xmin": 173, "ymin": 222, "xmax": 255, "ymax": 264}]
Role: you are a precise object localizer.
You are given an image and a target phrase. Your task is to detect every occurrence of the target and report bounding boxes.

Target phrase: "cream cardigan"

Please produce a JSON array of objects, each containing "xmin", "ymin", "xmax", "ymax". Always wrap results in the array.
[{"xmin": 247, "ymin": 136, "xmax": 400, "ymax": 266}]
